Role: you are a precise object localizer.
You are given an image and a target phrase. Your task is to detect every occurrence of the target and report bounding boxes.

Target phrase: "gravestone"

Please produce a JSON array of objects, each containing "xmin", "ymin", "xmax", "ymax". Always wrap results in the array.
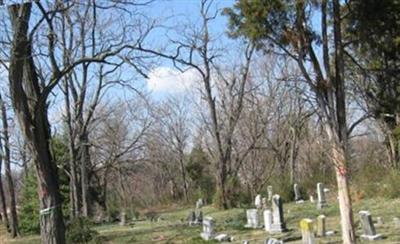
[
  {"xmin": 300, "ymin": 218, "xmax": 315, "ymax": 244},
  {"xmin": 214, "ymin": 233, "xmax": 231, "ymax": 242},
  {"xmin": 245, "ymin": 209, "xmax": 261, "ymax": 228},
  {"xmin": 316, "ymin": 215, "xmax": 326, "ymax": 237},
  {"xmin": 196, "ymin": 198, "xmax": 204, "ymax": 209},
  {"xmin": 376, "ymin": 216, "xmax": 384, "ymax": 226},
  {"xmin": 264, "ymin": 209, "xmax": 272, "ymax": 232},
  {"xmin": 262, "ymin": 197, "xmax": 268, "ymax": 209},
  {"xmin": 270, "ymin": 194, "xmax": 287, "ymax": 233},
  {"xmin": 264, "ymin": 238, "xmax": 284, "ymax": 244},
  {"xmin": 200, "ymin": 217, "xmax": 215, "ymax": 241},
  {"xmin": 267, "ymin": 185, "xmax": 273, "ymax": 201},
  {"xmin": 294, "ymin": 183, "xmax": 303, "ymax": 202},
  {"xmin": 196, "ymin": 210, "xmax": 203, "ymax": 224},
  {"xmin": 243, "ymin": 241, "xmax": 250, "ymax": 244},
  {"xmin": 120, "ymin": 211, "xmax": 127, "ymax": 226},
  {"xmin": 309, "ymin": 195, "xmax": 315, "ymax": 203},
  {"xmin": 317, "ymin": 183, "xmax": 327, "ymax": 209},
  {"xmin": 255, "ymin": 194, "xmax": 262, "ymax": 209},
  {"xmin": 393, "ymin": 217, "xmax": 400, "ymax": 228},
  {"xmin": 359, "ymin": 211, "xmax": 383, "ymax": 241},
  {"xmin": 188, "ymin": 210, "xmax": 196, "ymax": 226}
]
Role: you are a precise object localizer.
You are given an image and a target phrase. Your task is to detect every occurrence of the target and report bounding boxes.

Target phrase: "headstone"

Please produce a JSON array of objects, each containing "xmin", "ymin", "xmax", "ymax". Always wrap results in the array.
[
  {"xmin": 214, "ymin": 233, "xmax": 231, "ymax": 242},
  {"xmin": 267, "ymin": 185, "xmax": 273, "ymax": 201},
  {"xmin": 255, "ymin": 194, "xmax": 262, "ymax": 209},
  {"xmin": 393, "ymin": 217, "xmax": 400, "ymax": 228},
  {"xmin": 316, "ymin": 215, "xmax": 326, "ymax": 237},
  {"xmin": 245, "ymin": 209, "xmax": 261, "ymax": 228},
  {"xmin": 120, "ymin": 211, "xmax": 127, "ymax": 226},
  {"xmin": 376, "ymin": 216, "xmax": 384, "ymax": 226},
  {"xmin": 270, "ymin": 194, "xmax": 287, "ymax": 233},
  {"xmin": 196, "ymin": 198, "xmax": 204, "ymax": 209},
  {"xmin": 200, "ymin": 217, "xmax": 215, "ymax": 241},
  {"xmin": 309, "ymin": 195, "xmax": 315, "ymax": 203},
  {"xmin": 243, "ymin": 241, "xmax": 250, "ymax": 244},
  {"xmin": 196, "ymin": 210, "xmax": 203, "ymax": 224},
  {"xmin": 263, "ymin": 209, "xmax": 272, "ymax": 232},
  {"xmin": 262, "ymin": 197, "xmax": 268, "ymax": 209},
  {"xmin": 359, "ymin": 211, "xmax": 383, "ymax": 241},
  {"xmin": 300, "ymin": 218, "xmax": 315, "ymax": 244},
  {"xmin": 264, "ymin": 238, "xmax": 284, "ymax": 244},
  {"xmin": 317, "ymin": 183, "xmax": 327, "ymax": 209},
  {"xmin": 294, "ymin": 183, "xmax": 303, "ymax": 202},
  {"xmin": 188, "ymin": 210, "xmax": 196, "ymax": 226}
]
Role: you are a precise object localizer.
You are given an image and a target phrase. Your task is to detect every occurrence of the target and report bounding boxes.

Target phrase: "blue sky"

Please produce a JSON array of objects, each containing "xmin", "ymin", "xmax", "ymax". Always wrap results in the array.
[{"xmin": 129, "ymin": 0, "xmax": 236, "ymax": 100}]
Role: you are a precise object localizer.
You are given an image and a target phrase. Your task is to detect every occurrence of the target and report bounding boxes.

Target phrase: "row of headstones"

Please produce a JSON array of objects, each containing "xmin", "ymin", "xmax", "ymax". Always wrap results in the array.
[
  {"xmin": 200, "ymin": 206, "xmax": 398, "ymax": 242},
  {"xmin": 246, "ymin": 206, "xmax": 392, "ymax": 243},
  {"xmin": 260, "ymin": 183, "xmax": 327, "ymax": 208},
  {"xmin": 200, "ymin": 216, "xmax": 283, "ymax": 243},
  {"xmin": 300, "ymin": 211, "xmax": 390, "ymax": 243}
]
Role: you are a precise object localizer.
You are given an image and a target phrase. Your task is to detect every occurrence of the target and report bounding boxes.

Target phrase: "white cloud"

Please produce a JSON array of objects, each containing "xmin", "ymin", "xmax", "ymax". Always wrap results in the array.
[{"xmin": 147, "ymin": 67, "xmax": 199, "ymax": 93}]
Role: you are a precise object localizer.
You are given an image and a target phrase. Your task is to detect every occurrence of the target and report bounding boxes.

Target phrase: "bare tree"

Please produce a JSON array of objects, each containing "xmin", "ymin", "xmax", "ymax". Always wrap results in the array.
[
  {"xmin": 0, "ymin": 145, "xmax": 9, "ymax": 230},
  {"xmin": 136, "ymin": 0, "xmax": 255, "ymax": 208},
  {"xmin": 151, "ymin": 96, "xmax": 192, "ymax": 202},
  {"xmin": 0, "ymin": 93, "xmax": 18, "ymax": 237},
  {"xmin": 5, "ymin": 1, "xmax": 153, "ymax": 242}
]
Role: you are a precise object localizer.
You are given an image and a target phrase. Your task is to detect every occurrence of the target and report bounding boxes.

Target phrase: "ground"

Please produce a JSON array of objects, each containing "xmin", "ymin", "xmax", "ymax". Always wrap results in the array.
[{"xmin": 1, "ymin": 197, "xmax": 400, "ymax": 243}]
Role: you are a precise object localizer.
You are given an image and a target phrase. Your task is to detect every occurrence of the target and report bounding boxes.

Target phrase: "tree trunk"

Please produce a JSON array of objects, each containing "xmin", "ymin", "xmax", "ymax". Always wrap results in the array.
[
  {"xmin": 0, "ymin": 94, "xmax": 19, "ymax": 237},
  {"xmin": 216, "ymin": 161, "xmax": 229, "ymax": 209},
  {"xmin": 332, "ymin": 144, "xmax": 356, "ymax": 244},
  {"xmin": 178, "ymin": 149, "xmax": 189, "ymax": 202},
  {"xmin": 0, "ymin": 168, "xmax": 9, "ymax": 230},
  {"xmin": 332, "ymin": 0, "xmax": 356, "ymax": 242},
  {"xmin": 8, "ymin": 3, "xmax": 66, "ymax": 243},
  {"xmin": 80, "ymin": 133, "xmax": 91, "ymax": 217},
  {"xmin": 63, "ymin": 79, "xmax": 81, "ymax": 218},
  {"xmin": 289, "ymin": 126, "xmax": 297, "ymax": 185}
]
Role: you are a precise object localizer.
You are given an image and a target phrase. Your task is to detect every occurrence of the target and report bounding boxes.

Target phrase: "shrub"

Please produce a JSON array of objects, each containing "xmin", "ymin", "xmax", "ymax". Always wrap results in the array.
[
  {"xmin": 222, "ymin": 210, "xmax": 247, "ymax": 230},
  {"xmin": 66, "ymin": 217, "xmax": 98, "ymax": 243},
  {"xmin": 355, "ymin": 164, "xmax": 400, "ymax": 199}
]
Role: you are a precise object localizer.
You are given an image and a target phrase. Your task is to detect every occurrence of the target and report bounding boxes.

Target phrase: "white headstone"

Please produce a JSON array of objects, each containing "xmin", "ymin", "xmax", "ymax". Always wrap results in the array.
[
  {"xmin": 267, "ymin": 185, "xmax": 273, "ymax": 201},
  {"xmin": 255, "ymin": 194, "xmax": 262, "ymax": 209},
  {"xmin": 293, "ymin": 183, "xmax": 302, "ymax": 202},
  {"xmin": 245, "ymin": 209, "xmax": 260, "ymax": 228},
  {"xmin": 214, "ymin": 233, "xmax": 231, "ymax": 242},
  {"xmin": 196, "ymin": 198, "xmax": 204, "ymax": 209},
  {"xmin": 393, "ymin": 217, "xmax": 400, "ymax": 228},
  {"xmin": 200, "ymin": 217, "xmax": 215, "ymax": 241},
  {"xmin": 263, "ymin": 209, "xmax": 272, "ymax": 232}
]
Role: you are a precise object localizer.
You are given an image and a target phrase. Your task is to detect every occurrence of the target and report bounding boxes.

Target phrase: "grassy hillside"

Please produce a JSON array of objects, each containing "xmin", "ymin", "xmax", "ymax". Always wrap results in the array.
[{"xmin": 2, "ymin": 197, "xmax": 400, "ymax": 243}]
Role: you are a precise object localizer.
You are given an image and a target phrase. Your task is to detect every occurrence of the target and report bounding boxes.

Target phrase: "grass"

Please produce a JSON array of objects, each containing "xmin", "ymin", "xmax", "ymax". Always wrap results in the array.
[{"xmin": 2, "ymin": 197, "xmax": 400, "ymax": 243}]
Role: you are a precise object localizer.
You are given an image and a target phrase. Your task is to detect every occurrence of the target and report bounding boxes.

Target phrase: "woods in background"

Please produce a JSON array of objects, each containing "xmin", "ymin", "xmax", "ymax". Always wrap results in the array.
[{"xmin": 0, "ymin": 1, "xmax": 399, "ymax": 244}]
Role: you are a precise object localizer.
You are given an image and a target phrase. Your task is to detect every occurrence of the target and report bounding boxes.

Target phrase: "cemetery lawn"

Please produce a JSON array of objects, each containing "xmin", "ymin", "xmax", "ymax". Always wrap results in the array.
[{"xmin": 2, "ymin": 197, "xmax": 400, "ymax": 244}]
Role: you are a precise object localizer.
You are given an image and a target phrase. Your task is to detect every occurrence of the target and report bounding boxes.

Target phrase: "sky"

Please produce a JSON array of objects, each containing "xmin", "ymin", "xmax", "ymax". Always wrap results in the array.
[{"xmin": 138, "ymin": 0, "xmax": 235, "ymax": 99}]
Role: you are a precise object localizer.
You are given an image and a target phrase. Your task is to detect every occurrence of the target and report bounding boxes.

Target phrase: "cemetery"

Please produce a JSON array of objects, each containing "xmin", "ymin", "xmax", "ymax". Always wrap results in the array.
[
  {"xmin": 0, "ymin": 1, "xmax": 399, "ymax": 244},
  {"xmin": 2, "ymin": 184, "xmax": 400, "ymax": 243}
]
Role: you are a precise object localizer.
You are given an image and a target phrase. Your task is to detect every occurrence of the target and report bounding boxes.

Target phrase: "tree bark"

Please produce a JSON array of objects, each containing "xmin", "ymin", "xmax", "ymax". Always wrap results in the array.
[
  {"xmin": 0, "ymin": 157, "xmax": 9, "ymax": 230},
  {"xmin": 332, "ymin": 144, "xmax": 356, "ymax": 244},
  {"xmin": 8, "ymin": 3, "xmax": 66, "ymax": 243},
  {"xmin": 0, "ymin": 94, "xmax": 19, "ymax": 237},
  {"xmin": 178, "ymin": 147, "xmax": 189, "ymax": 203},
  {"xmin": 332, "ymin": 0, "xmax": 356, "ymax": 242},
  {"xmin": 80, "ymin": 133, "xmax": 91, "ymax": 217}
]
